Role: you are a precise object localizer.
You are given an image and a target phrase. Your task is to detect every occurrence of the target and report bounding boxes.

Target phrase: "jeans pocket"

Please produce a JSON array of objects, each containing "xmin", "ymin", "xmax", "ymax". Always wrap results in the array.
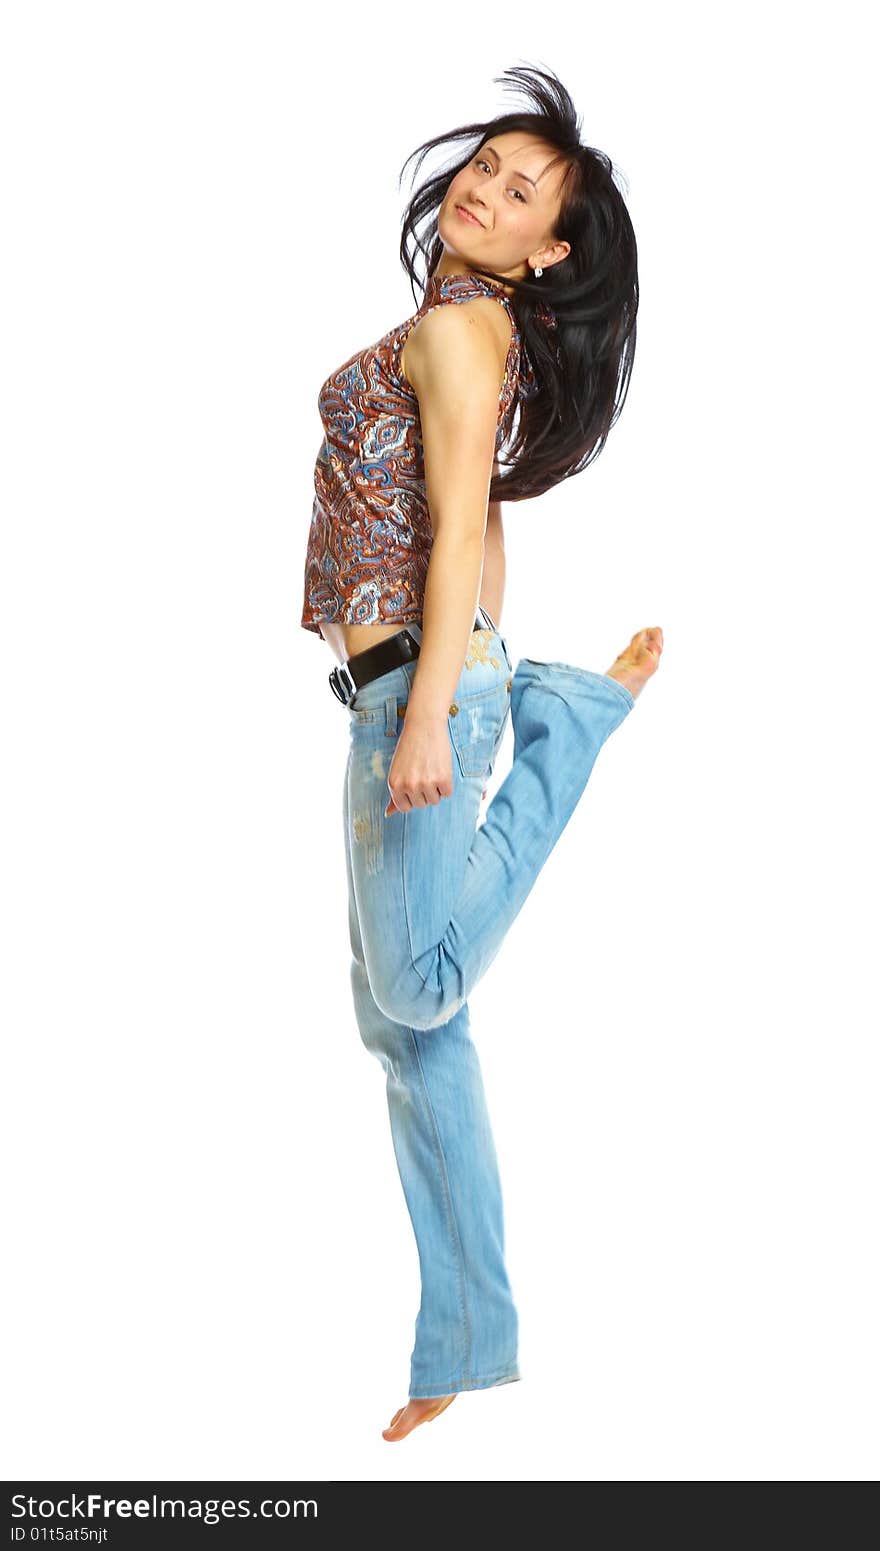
[{"xmin": 447, "ymin": 681, "xmax": 511, "ymax": 780}]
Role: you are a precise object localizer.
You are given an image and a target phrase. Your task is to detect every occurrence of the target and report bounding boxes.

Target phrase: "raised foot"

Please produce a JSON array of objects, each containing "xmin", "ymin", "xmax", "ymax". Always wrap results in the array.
[
  {"xmin": 605, "ymin": 626, "xmax": 664, "ymax": 702},
  {"xmin": 382, "ymin": 1393, "xmax": 457, "ymax": 1442}
]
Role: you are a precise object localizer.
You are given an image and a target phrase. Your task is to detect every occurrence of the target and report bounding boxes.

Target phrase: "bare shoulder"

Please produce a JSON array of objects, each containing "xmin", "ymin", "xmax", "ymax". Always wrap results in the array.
[
  {"xmin": 462, "ymin": 293, "xmax": 514, "ymax": 354},
  {"xmin": 401, "ymin": 295, "xmax": 513, "ymax": 394}
]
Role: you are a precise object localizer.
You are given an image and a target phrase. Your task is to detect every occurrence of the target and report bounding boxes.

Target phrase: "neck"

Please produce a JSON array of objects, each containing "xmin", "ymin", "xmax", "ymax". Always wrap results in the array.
[{"xmin": 431, "ymin": 260, "xmax": 518, "ymax": 297}]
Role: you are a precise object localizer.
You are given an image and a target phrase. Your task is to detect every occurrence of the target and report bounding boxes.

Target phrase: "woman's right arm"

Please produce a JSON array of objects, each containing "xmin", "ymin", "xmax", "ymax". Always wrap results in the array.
[{"xmin": 383, "ymin": 304, "xmax": 509, "ymax": 813}]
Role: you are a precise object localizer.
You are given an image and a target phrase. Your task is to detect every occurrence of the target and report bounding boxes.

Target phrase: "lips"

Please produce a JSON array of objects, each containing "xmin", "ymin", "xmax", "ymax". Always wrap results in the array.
[{"xmin": 455, "ymin": 204, "xmax": 483, "ymax": 228}]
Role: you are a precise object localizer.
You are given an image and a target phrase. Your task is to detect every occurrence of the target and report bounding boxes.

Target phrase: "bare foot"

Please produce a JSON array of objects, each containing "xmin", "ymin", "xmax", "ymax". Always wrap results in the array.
[
  {"xmin": 382, "ymin": 1394, "xmax": 457, "ymax": 1442},
  {"xmin": 605, "ymin": 626, "xmax": 663, "ymax": 701}
]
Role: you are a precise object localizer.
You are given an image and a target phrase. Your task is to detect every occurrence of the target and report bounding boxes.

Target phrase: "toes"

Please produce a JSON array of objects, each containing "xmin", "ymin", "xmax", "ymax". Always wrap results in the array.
[
  {"xmin": 636, "ymin": 627, "xmax": 663, "ymax": 660},
  {"xmin": 382, "ymin": 1406, "xmax": 406, "ymax": 1439},
  {"xmin": 382, "ymin": 1395, "xmax": 457, "ymax": 1440}
]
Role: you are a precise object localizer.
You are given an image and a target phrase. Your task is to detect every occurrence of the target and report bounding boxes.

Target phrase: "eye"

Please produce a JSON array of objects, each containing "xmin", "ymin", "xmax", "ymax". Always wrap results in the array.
[{"xmin": 474, "ymin": 160, "xmax": 526, "ymax": 202}]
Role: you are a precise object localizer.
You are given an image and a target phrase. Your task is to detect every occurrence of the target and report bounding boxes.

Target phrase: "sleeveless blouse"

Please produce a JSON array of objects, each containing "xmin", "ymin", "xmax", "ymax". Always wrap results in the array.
[{"xmin": 300, "ymin": 270, "xmax": 540, "ymax": 635}]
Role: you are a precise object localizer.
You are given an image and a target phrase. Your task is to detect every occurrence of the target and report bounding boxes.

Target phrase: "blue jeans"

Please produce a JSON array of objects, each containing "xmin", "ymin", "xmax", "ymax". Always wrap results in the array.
[{"xmin": 342, "ymin": 626, "xmax": 635, "ymax": 1399}]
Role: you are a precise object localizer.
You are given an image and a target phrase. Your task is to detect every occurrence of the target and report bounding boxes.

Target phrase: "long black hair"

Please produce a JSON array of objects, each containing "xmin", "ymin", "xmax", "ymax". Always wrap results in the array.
[{"xmin": 398, "ymin": 64, "xmax": 639, "ymax": 504}]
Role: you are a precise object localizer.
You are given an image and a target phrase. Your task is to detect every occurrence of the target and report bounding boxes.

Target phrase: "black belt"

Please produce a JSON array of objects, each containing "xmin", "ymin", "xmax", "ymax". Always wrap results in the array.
[{"xmin": 329, "ymin": 604, "xmax": 498, "ymax": 706}]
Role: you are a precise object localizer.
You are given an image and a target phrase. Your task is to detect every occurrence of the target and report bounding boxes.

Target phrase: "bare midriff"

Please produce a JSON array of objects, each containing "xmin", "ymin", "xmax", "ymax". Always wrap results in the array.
[{"xmin": 318, "ymin": 619, "xmax": 422, "ymax": 665}]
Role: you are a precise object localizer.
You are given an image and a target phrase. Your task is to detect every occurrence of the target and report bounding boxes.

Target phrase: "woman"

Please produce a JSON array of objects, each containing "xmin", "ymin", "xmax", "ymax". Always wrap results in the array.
[{"xmin": 301, "ymin": 65, "xmax": 663, "ymax": 1441}]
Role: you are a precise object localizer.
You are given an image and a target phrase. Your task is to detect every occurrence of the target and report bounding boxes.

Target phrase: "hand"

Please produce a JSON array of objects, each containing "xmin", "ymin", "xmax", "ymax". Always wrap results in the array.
[{"xmin": 384, "ymin": 715, "xmax": 454, "ymax": 816}]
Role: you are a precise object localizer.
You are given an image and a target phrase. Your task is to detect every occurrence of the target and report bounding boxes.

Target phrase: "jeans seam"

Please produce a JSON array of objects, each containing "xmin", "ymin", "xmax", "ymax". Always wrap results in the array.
[
  {"xmin": 400, "ymin": 810, "xmax": 429, "ymax": 987},
  {"xmin": 521, "ymin": 678, "xmax": 632, "ymax": 725},
  {"xmin": 398, "ymin": 659, "xmax": 429, "ymax": 983},
  {"xmin": 520, "ymin": 661, "xmax": 635, "ymax": 713},
  {"xmin": 409, "ymin": 1361, "xmax": 520, "ymax": 1398},
  {"xmin": 406, "ymin": 1025, "xmax": 473, "ymax": 1382},
  {"xmin": 400, "ymin": 812, "xmax": 425, "ymax": 980},
  {"xmin": 599, "ymin": 673, "xmax": 635, "ymax": 711}
]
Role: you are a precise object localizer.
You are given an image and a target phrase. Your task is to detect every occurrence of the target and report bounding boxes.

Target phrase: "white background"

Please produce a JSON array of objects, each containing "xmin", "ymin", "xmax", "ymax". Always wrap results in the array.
[{"xmin": 2, "ymin": 0, "xmax": 877, "ymax": 1483}]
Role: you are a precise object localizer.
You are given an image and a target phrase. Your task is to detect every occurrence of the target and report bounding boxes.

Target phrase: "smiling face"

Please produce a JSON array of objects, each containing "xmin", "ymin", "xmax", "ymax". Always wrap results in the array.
[{"xmin": 437, "ymin": 131, "xmax": 572, "ymax": 289}]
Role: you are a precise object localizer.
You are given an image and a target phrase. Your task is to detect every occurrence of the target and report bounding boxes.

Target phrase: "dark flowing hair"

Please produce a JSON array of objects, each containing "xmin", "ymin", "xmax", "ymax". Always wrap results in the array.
[{"xmin": 397, "ymin": 64, "xmax": 639, "ymax": 504}]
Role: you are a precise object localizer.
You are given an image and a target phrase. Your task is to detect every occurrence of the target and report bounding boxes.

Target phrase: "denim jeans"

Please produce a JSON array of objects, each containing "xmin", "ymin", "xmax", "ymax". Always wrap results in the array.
[{"xmin": 342, "ymin": 626, "xmax": 635, "ymax": 1399}]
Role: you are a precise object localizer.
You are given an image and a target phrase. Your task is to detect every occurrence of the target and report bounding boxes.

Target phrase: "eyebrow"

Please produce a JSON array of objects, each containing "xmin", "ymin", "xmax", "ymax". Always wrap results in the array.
[{"xmin": 481, "ymin": 143, "xmax": 539, "ymax": 191}]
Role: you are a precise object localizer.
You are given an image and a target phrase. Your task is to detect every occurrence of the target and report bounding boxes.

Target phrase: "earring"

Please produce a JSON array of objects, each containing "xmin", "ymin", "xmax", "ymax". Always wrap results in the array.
[{"xmin": 534, "ymin": 266, "xmax": 543, "ymax": 277}]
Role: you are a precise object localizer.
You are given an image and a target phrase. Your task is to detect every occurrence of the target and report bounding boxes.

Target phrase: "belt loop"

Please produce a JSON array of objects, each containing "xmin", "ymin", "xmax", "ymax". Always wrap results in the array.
[{"xmin": 385, "ymin": 694, "xmax": 397, "ymax": 736}]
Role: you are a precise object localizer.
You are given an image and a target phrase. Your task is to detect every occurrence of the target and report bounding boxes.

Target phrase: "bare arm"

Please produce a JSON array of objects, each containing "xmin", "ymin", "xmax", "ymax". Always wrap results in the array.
[
  {"xmin": 384, "ymin": 302, "xmax": 508, "ymax": 811},
  {"xmin": 405, "ymin": 304, "xmax": 507, "ymax": 718}
]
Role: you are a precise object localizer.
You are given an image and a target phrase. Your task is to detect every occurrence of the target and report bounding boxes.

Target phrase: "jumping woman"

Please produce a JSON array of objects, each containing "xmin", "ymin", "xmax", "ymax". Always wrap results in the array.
[{"xmin": 300, "ymin": 64, "xmax": 663, "ymax": 1442}]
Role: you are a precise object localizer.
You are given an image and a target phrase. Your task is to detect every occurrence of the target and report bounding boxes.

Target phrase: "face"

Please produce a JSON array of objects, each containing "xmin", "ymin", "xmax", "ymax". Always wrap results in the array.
[{"xmin": 437, "ymin": 131, "xmax": 572, "ymax": 286}]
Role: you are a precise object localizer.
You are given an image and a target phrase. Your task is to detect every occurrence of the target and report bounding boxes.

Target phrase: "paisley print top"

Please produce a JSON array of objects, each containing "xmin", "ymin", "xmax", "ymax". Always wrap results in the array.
[{"xmin": 300, "ymin": 270, "xmax": 540, "ymax": 634}]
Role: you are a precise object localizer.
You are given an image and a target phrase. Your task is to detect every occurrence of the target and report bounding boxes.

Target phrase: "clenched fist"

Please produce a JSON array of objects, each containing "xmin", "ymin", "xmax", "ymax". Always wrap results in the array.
[{"xmin": 384, "ymin": 714, "xmax": 454, "ymax": 816}]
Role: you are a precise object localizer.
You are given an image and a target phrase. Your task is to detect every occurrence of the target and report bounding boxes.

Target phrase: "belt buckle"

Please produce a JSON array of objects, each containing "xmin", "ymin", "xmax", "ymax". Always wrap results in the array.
[{"xmin": 329, "ymin": 662, "xmax": 356, "ymax": 705}]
